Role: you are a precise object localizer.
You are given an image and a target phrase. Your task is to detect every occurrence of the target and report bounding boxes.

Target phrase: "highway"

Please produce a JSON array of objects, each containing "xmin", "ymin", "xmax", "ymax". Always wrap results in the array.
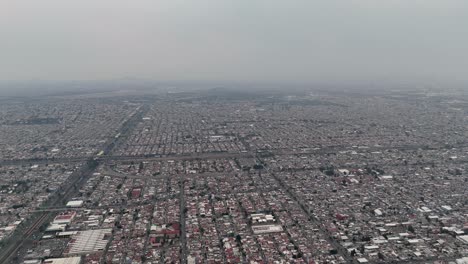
[
  {"xmin": 0, "ymin": 158, "xmax": 97, "ymax": 264},
  {"xmin": 3, "ymin": 140, "xmax": 468, "ymax": 167},
  {"xmin": 0, "ymin": 105, "xmax": 148, "ymax": 264}
]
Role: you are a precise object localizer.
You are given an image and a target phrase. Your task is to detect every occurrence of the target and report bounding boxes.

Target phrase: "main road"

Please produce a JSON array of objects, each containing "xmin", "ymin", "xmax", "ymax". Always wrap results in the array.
[{"xmin": 3, "ymin": 141, "xmax": 468, "ymax": 166}]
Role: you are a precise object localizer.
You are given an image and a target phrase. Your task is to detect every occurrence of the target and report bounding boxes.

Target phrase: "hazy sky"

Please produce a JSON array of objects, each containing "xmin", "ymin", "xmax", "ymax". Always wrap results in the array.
[{"xmin": 1, "ymin": 0, "xmax": 467, "ymax": 85}]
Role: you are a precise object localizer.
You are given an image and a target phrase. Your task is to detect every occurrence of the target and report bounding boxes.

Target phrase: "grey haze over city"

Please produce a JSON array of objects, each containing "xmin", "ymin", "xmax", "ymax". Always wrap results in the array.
[
  {"xmin": 2, "ymin": 1, "xmax": 468, "ymax": 264},
  {"xmin": 1, "ymin": 0, "xmax": 467, "ymax": 91}
]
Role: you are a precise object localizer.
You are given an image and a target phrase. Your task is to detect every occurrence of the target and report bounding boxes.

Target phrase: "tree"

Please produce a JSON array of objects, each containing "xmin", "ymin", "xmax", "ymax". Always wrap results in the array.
[
  {"xmin": 253, "ymin": 164, "xmax": 264, "ymax": 170},
  {"xmin": 359, "ymin": 245, "xmax": 365, "ymax": 254},
  {"xmin": 378, "ymin": 252, "xmax": 385, "ymax": 260}
]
